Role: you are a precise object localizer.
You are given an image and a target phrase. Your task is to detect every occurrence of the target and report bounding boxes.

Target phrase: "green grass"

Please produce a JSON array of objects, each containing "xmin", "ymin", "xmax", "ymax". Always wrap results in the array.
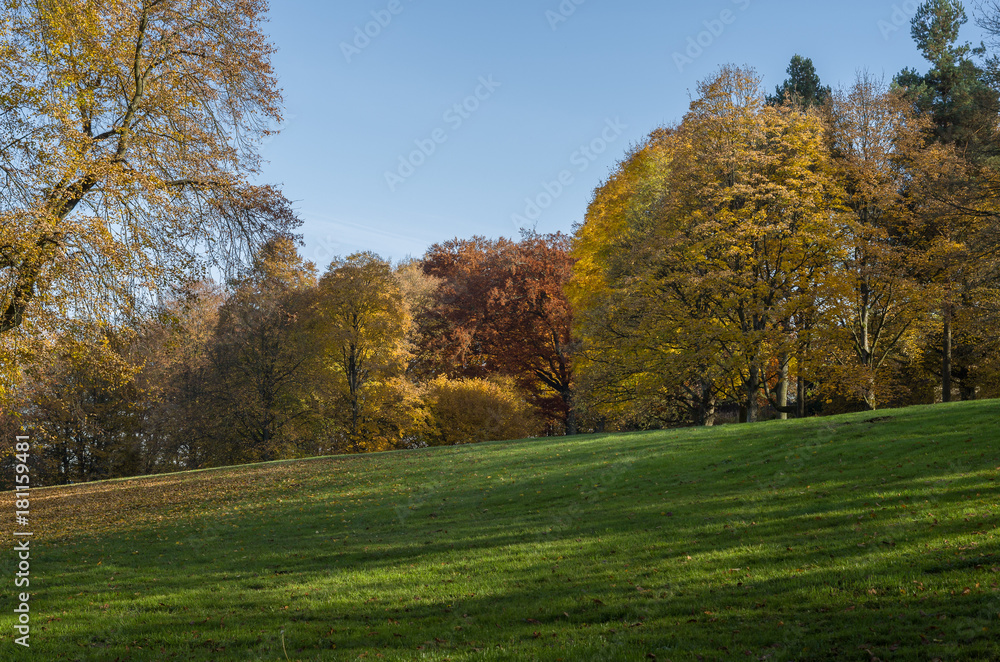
[{"xmin": 2, "ymin": 400, "xmax": 999, "ymax": 661}]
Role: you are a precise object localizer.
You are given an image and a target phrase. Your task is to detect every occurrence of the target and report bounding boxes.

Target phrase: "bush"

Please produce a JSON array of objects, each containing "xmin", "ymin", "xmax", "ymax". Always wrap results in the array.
[{"xmin": 421, "ymin": 376, "xmax": 541, "ymax": 446}]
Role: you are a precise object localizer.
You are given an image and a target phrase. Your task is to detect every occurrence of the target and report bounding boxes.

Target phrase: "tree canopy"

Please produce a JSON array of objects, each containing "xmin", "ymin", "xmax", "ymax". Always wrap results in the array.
[{"xmin": 0, "ymin": 0, "xmax": 298, "ymax": 338}]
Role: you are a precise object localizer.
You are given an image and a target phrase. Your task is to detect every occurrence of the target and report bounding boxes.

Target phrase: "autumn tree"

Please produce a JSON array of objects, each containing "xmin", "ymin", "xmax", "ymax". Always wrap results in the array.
[
  {"xmin": 19, "ymin": 326, "xmax": 149, "ymax": 483},
  {"xmin": 569, "ymin": 128, "xmax": 726, "ymax": 428},
  {"xmin": 669, "ymin": 66, "xmax": 843, "ymax": 422},
  {"xmin": 417, "ymin": 237, "xmax": 500, "ymax": 380},
  {"xmin": 0, "ymin": 0, "xmax": 297, "ymax": 337},
  {"xmin": 394, "ymin": 258, "xmax": 442, "ymax": 378},
  {"xmin": 134, "ymin": 280, "xmax": 226, "ymax": 469},
  {"xmin": 314, "ymin": 253, "xmax": 417, "ymax": 453},
  {"xmin": 420, "ymin": 234, "xmax": 578, "ymax": 433},
  {"xmin": 209, "ymin": 236, "xmax": 318, "ymax": 464},
  {"xmin": 820, "ymin": 73, "xmax": 951, "ymax": 408},
  {"xmin": 421, "ymin": 376, "xmax": 541, "ymax": 446},
  {"xmin": 896, "ymin": 0, "xmax": 1000, "ymax": 401},
  {"xmin": 573, "ymin": 66, "xmax": 845, "ymax": 424},
  {"xmin": 489, "ymin": 232, "xmax": 577, "ymax": 433}
]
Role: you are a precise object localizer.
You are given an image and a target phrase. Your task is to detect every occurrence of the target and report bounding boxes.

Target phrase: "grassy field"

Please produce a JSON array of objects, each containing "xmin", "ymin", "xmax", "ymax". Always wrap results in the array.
[{"xmin": 1, "ymin": 400, "xmax": 999, "ymax": 661}]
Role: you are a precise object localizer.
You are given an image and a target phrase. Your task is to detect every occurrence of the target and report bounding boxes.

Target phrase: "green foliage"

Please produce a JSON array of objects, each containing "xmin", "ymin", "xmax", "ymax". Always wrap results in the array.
[
  {"xmin": 767, "ymin": 54, "xmax": 831, "ymax": 107},
  {"xmin": 897, "ymin": 0, "xmax": 999, "ymax": 153},
  {"xmin": 912, "ymin": 0, "xmax": 970, "ymax": 68}
]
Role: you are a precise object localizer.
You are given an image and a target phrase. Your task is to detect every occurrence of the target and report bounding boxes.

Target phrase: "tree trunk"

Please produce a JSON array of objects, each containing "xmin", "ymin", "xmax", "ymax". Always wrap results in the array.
[
  {"xmin": 746, "ymin": 365, "xmax": 760, "ymax": 423},
  {"xmin": 796, "ymin": 347, "xmax": 808, "ymax": 418},
  {"xmin": 700, "ymin": 382, "xmax": 716, "ymax": 427},
  {"xmin": 562, "ymin": 388, "xmax": 578, "ymax": 436},
  {"xmin": 942, "ymin": 305, "xmax": 952, "ymax": 403},
  {"xmin": 959, "ymin": 365, "xmax": 976, "ymax": 401},
  {"xmin": 778, "ymin": 356, "xmax": 789, "ymax": 421}
]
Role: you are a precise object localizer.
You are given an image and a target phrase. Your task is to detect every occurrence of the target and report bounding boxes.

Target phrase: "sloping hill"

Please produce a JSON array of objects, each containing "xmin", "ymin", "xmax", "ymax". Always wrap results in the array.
[{"xmin": 2, "ymin": 401, "xmax": 999, "ymax": 661}]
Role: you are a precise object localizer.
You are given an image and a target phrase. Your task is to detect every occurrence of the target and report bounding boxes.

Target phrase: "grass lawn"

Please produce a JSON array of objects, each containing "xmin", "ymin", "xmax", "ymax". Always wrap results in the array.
[{"xmin": 1, "ymin": 400, "xmax": 999, "ymax": 661}]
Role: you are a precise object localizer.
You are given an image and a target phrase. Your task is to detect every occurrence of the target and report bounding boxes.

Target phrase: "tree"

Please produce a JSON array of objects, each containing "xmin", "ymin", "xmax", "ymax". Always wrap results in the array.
[
  {"xmin": 314, "ymin": 253, "xmax": 414, "ymax": 452},
  {"xmin": 573, "ymin": 66, "xmax": 844, "ymax": 424},
  {"xmin": 767, "ymin": 55, "xmax": 831, "ymax": 107},
  {"xmin": 0, "ymin": 0, "xmax": 298, "ymax": 336},
  {"xmin": 896, "ymin": 0, "xmax": 1000, "ymax": 401},
  {"xmin": 821, "ymin": 73, "xmax": 948, "ymax": 408},
  {"xmin": 134, "ymin": 279, "xmax": 226, "ymax": 470},
  {"xmin": 669, "ymin": 66, "xmax": 843, "ymax": 422},
  {"xmin": 19, "ymin": 326, "xmax": 149, "ymax": 484},
  {"xmin": 420, "ymin": 234, "xmax": 578, "ymax": 433},
  {"xmin": 421, "ymin": 376, "xmax": 541, "ymax": 446},
  {"xmin": 416, "ymin": 237, "xmax": 497, "ymax": 382},
  {"xmin": 570, "ymin": 128, "xmax": 725, "ymax": 428},
  {"xmin": 488, "ymin": 233, "xmax": 578, "ymax": 433},
  {"xmin": 209, "ymin": 237, "xmax": 318, "ymax": 463},
  {"xmin": 898, "ymin": 1, "xmax": 998, "ymax": 149},
  {"xmin": 394, "ymin": 258, "xmax": 442, "ymax": 378}
]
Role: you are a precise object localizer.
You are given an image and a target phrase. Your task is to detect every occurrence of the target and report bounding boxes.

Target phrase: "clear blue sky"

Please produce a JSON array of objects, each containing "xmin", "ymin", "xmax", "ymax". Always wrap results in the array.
[{"xmin": 257, "ymin": 0, "xmax": 988, "ymax": 268}]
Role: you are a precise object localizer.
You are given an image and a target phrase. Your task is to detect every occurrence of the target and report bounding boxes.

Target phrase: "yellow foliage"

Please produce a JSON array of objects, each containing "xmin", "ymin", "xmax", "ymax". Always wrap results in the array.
[
  {"xmin": 1, "ymin": 0, "xmax": 293, "ymax": 337},
  {"xmin": 421, "ymin": 376, "xmax": 541, "ymax": 446},
  {"xmin": 571, "ymin": 65, "xmax": 845, "ymax": 423},
  {"xmin": 313, "ymin": 253, "xmax": 414, "ymax": 453}
]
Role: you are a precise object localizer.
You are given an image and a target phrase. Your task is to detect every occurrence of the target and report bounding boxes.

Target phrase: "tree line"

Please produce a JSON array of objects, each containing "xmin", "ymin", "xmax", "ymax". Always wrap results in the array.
[
  {"xmin": 573, "ymin": 1, "xmax": 1000, "ymax": 426},
  {"xmin": 1, "ymin": 233, "xmax": 576, "ymax": 485},
  {"xmin": 3, "ymin": 0, "xmax": 1000, "ymax": 486}
]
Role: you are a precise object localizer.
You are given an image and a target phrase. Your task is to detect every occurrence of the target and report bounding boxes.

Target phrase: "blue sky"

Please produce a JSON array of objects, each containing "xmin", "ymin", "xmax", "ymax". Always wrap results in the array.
[{"xmin": 257, "ymin": 0, "xmax": 987, "ymax": 268}]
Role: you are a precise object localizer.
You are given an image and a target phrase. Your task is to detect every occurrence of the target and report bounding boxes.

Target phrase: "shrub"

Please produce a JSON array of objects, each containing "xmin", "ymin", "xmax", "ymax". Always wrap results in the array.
[{"xmin": 422, "ymin": 376, "xmax": 541, "ymax": 446}]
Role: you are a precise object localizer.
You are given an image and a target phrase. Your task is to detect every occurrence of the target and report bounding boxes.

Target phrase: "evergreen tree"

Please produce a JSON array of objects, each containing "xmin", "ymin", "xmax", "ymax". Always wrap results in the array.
[
  {"xmin": 767, "ymin": 55, "xmax": 831, "ymax": 107},
  {"xmin": 895, "ymin": 0, "xmax": 999, "ymax": 156},
  {"xmin": 895, "ymin": 0, "xmax": 1000, "ymax": 403}
]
